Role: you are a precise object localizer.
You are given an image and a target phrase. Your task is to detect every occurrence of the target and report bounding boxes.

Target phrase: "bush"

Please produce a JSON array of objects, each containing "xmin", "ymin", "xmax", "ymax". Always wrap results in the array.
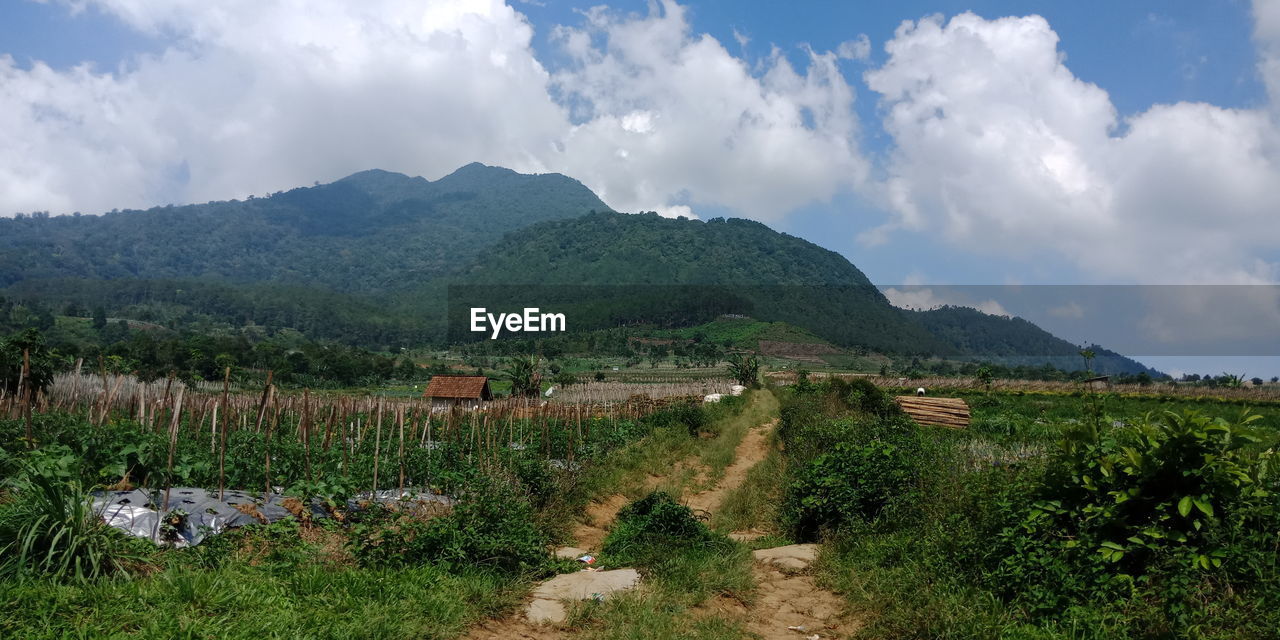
[
  {"xmin": 782, "ymin": 438, "xmax": 919, "ymax": 540},
  {"xmin": 992, "ymin": 409, "xmax": 1280, "ymax": 619},
  {"xmin": 645, "ymin": 402, "xmax": 709, "ymax": 437},
  {"xmin": 603, "ymin": 491, "xmax": 729, "ymax": 567},
  {"xmin": 0, "ymin": 463, "xmax": 148, "ymax": 582},
  {"xmin": 349, "ymin": 471, "xmax": 548, "ymax": 574}
]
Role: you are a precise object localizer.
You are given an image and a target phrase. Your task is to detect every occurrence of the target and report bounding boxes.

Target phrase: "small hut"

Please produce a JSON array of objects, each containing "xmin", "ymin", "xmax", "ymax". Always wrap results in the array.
[
  {"xmin": 422, "ymin": 375, "xmax": 492, "ymax": 411},
  {"xmin": 1084, "ymin": 375, "xmax": 1111, "ymax": 391}
]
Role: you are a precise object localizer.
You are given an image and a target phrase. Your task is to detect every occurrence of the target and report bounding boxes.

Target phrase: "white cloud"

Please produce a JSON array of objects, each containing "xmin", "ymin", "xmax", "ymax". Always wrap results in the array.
[
  {"xmin": 1, "ymin": 0, "xmax": 568, "ymax": 214},
  {"xmin": 0, "ymin": 0, "xmax": 868, "ymax": 223},
  {"xmin": 882, "ymin": 286, "xmax": 1009, "ymax": 317},
  {"xmin": 1255, "ymin": 0, "xmax": 1280, "ymax": 107},
  {"xmin": 863, "ymin": 11, "xmax": 1280, "ymax": 284},
  {"xmin": 653, "ymin": 204, "xmax": 696, "ymax": 219},
  {"xmin": 548, "ymin": 0, "xmax": 867, "ymax": 219},
  {"xmin": 836, "ymin": 34, "xmax": 871, "ymax": 61},
  {"xmin": 1047, "ymin": 301, "xmax": 1085, "ymax": 319}
]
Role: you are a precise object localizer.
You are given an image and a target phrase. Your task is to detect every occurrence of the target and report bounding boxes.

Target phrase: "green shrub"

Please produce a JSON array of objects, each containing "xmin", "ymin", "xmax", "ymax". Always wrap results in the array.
[
  {"xmin": 831, "ymin": 377, "xmax": 901, "ymax": 417},
  {"xmin": 645, "ymin": 402, "xmax": 709, "ymax": 437},
  {"xmin": 603, "ymin": 491, "xmax": 730, "ymax": 567},
  {"xmin": 783, "ymin": 438, "xmax": 919, "ymax": 540},
  {"xmin": 993, "ymin": 409, "xmax": 1280, "ymax": 618},
  {"xmin": 350, "ymin": 471, "xmax": 548, "ymax": 574},
  {"xmin": 0, "ymin": 463, "xmax": 149, "ymax": 582}
]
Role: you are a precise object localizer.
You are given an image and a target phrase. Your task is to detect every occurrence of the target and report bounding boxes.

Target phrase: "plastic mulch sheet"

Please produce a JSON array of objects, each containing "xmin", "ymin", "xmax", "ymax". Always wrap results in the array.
[{"xmin": 91, "ymin": 487, "xmax": 453, "ymax": 547}]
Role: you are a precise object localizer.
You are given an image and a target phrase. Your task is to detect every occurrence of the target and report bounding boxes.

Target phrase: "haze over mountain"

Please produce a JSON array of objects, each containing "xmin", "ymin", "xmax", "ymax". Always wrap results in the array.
[{"xmin": 0, "ymin": 164, "xmax": 1158, "ymax": 374}]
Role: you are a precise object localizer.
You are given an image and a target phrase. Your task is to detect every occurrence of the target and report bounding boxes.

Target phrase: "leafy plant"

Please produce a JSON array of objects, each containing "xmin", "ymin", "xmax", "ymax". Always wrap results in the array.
[
  {"xmin": 602, "ymin": 491, "xmax": 728, "ymax": 567},
  {"xmin": 783, "ymin": 437, "xmax": 919, "ymax": 540},
  {"xmin": 994, "ymin": 409, "xmax": 1280, "ymax": 615},
  {"xmin": 506, "ymin": 355, "xmax": 542, "ymax": 397},
  {"xmin": 350, "ymin": 471, "xmax": 547, "ymax": 574},
  {"xmin": 725, "ymin": 353, "xmax": 761, "ymax": 388},
  {"xmin": 0, "ymin": 463, "xmax": 148, "ymax": 582}
]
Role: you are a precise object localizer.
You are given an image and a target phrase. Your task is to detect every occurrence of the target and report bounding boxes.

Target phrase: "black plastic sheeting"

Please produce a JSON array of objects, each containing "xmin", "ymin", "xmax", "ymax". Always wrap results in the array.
[{"xmin": 91, "ymin": 487, "xmax": 453, "ymax": 547}]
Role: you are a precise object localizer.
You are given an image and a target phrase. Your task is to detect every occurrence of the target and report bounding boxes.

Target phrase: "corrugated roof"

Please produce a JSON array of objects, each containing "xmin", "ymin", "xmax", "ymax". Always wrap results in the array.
[{"xmin": 423, "ymin": 376, "xmax": 492, "ymax": 400}]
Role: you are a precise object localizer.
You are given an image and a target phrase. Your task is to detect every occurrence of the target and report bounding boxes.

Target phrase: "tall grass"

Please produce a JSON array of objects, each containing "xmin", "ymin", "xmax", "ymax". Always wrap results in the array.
[
  {"xmin": 0, "ymin": 466, "xmax": 145, "ymax": 582},
  {"xmin": 695, "ymin": 391, "xmax": 777, "ymax": 489}
]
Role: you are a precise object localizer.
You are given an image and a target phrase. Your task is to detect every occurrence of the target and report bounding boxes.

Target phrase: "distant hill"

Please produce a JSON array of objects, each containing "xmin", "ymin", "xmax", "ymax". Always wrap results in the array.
[
  {"xmin": 0, "ymin": 163, "xmax": 609, "ymax": 292},
  {"xmin": 0, "ymin": 164, "xmax": 1159, "ymax": 376},
  {"xmin": 913, "ymin": 306, "xmax": 1162, "ymax": 376},
  {"xmin": 454, "ymin": 212, "xmax": 946, "ymax": 354}
]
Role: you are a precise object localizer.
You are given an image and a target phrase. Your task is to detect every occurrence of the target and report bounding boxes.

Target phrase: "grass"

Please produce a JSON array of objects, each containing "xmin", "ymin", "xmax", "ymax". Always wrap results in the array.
[
  {"xmin": 566, "ymin": 493, "xmax": 756, "ymax": 640},
  {"xmin": 710, "ymin": 439, "xmax": 785, "ymax": 533},
  {"xmin": 567, "ymin": 591, "xmax": 748, "ymax": 640},
  {"xmin": 694, "ymin": 391, "xmax": 778, "ymax": 490},
  {"xmin": 573, "ymin": 424, "xmax": 704, "ymax": 507},
  {"xmin": 790, "ymin": 386, "xmax": 1280, "ymax": 639},
  {"xmin": 0, "ymin": 524, "xmax": 524, "ymax": 640},
  {"xmin": 0, "ymin": 470, "xmax": 147, "ymax": 583}
]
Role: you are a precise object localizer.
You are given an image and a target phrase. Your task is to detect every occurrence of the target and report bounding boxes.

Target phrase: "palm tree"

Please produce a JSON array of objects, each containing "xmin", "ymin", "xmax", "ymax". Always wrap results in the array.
[{"xmin": 507, "ymin": 355, "xmax": 542, "ymax": 397}]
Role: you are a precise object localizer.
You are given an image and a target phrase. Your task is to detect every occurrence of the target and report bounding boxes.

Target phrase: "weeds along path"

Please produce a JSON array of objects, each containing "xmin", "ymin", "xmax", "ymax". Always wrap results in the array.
[
  {"xmin": 684, "ymin": 416, "xmax": 777, "ymax": 516},
  {"xmin": 685, "ymin": 394, "xmax": 858, "ymax": 639}
]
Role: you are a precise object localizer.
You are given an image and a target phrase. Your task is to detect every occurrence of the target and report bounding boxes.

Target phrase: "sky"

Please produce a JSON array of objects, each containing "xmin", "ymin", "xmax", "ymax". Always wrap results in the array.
[{"xmin": 1, "ymin": 0, "xmax": 1278, "ymax": 376}]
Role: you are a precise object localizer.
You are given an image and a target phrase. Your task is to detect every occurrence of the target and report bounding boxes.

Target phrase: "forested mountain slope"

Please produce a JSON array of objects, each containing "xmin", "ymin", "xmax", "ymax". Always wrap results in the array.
[
  {"xmin": 913, "ymin": 306, "xmax": 1161, "ymax": 376},
  {"xmin": 1, "ymin": 164, "xmax": 1157, "ymax": 375},
  {"xmin": 456, "ymin": 212, "xmax": 946, "ymax": 354},
  {"xmin": 0, "ymin": 163, "xmax": 609, "ymax": 292}
]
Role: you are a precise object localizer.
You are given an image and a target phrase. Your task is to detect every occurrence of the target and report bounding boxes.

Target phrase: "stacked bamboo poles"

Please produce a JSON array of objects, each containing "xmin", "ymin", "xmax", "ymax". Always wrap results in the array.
[{"xmin": 893, "ymin": 396, "xmax": 971, "ymax": 429}]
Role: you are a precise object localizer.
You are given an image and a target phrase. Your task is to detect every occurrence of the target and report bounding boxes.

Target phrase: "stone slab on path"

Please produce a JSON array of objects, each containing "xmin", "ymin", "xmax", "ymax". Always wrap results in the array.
[
  {"xmin": 524, "ymin": 568, "xmax": 641, "ymax": 623},
  {"xmin": 752, "ymin": 544, "xmax": 818, "ymax": 571},
  {"xmin": 553, "ymin": 546, "xmax": 589, "ymax": 560}
]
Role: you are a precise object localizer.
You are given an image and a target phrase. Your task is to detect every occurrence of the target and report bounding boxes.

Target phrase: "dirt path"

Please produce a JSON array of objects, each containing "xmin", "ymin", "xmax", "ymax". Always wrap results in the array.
[
  {"xmin": 469, "ymin": 402, "xmax": 858, "ymax": 639},
  {"xmin": 684, "ymin": 418, "xmax": 777, "ymax": 517},
  {"xmin": 688, "ymin": 416, "xmax": 858, "ymax": 640},
  {"xmin": 571, "ymin": 493, "xmax": 630, "ymax": 551},
  {"xmin": 746, "ymin": 554, "xmax": 858, "ymax": 639}
]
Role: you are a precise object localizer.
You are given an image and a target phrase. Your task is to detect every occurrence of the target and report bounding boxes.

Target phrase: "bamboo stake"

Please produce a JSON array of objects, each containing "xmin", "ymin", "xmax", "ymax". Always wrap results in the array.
[
  {"xmin": 371, "ymin": 398, "xmax": 383, "ymax": 495},
  {"xmin": 397, "ymin": 405, "xmax": 406, "ymax": 496},
  {"xmin": 21, "ymin": 349, "xmax": 32, "ymax": 448},
  {"xmin": 254, "ymin": 371, "xmax": 273, "ymax": 433},
  {"xmin": 162, "ymin": 386, "xmax": 184, "ymax": 511},
  {"xmin": 302, "ymin": 389, "xmax": 313, "ymax": 485}
]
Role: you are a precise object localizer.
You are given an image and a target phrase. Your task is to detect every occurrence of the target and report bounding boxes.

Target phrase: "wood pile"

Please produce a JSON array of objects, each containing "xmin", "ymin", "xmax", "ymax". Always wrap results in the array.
[{"xmin": 894, "ymin": 396, "xmax": 970, "ymax": 429}]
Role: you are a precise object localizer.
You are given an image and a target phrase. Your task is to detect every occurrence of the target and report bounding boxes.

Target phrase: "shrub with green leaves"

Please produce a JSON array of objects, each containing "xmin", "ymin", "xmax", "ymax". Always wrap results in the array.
[
  {"xmin": 783, "ymin": 438, "xmax": 919, "ymax": 540},
  {"xmin": 350, "ymin": 471, "xmax": 548, "ymax": 574},
  {"xmin": 993, "ymin": 409, "xmax": 1280, "ymax": 615},
  {"xmin": 602, "ymin": 491, "xmax": 730, "ymax": 567}
]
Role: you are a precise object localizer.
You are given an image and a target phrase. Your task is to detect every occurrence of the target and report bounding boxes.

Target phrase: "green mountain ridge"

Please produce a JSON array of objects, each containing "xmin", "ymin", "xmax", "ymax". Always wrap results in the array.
[
  {"xmin": 0, "ymin": 163, "xmax": 610, "ymax": 292},
  {"xmin": 0, "ymin": 163, "xmax": 1160, "ymax": 375},
  {"xmin": 912, "ymin": 306, "xmax": 1162, "ymax": 377}
]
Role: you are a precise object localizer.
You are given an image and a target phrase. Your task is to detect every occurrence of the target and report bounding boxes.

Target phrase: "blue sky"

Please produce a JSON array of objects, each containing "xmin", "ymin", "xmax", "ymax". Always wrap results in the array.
[{"xmin": 2, "ymin": 0, "xmax": 1278, "ymax": 376}]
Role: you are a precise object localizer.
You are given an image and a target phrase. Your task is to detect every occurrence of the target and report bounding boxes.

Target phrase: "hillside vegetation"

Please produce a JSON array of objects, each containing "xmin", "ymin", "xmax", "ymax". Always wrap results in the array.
[{"xmin": 1, "ymin": 164, "xmax": 1156, "ymax": 375}]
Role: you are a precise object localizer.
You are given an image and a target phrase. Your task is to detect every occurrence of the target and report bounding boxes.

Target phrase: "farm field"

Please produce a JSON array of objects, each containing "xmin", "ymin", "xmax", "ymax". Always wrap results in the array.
[{"xmin": 2, "ymin": 373, "xmax": 1278, "ymax": 639}]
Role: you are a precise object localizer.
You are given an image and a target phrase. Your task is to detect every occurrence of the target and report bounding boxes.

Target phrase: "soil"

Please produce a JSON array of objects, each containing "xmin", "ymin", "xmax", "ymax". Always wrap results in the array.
[
  {"xmin": 745, "ymin": 561, "xmax": 857, "ymax": 640},
  {"xmin": 571, "ymin": 493, "xmax": 629, "ymax": 551},
  {"xmin": 466, "ymin": 617, "xmax": 565, "ymax": 640}
]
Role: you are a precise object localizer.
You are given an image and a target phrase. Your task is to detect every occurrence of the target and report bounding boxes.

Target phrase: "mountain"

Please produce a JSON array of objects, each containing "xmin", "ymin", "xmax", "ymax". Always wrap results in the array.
[
  {"xmin": 0, "ymin": 163, "xmax": 610, "ymax": 292},
  {"xmin": 453, "ymin": 211, "xmax": 946, "ymax": 354},
  {"xmin": 913, "ymin": 306, "xmax": 1162, "ymax": 376},
  {"xmin": 0, "ymin": 163, "xmax": 1158, "ymax": 375}
]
